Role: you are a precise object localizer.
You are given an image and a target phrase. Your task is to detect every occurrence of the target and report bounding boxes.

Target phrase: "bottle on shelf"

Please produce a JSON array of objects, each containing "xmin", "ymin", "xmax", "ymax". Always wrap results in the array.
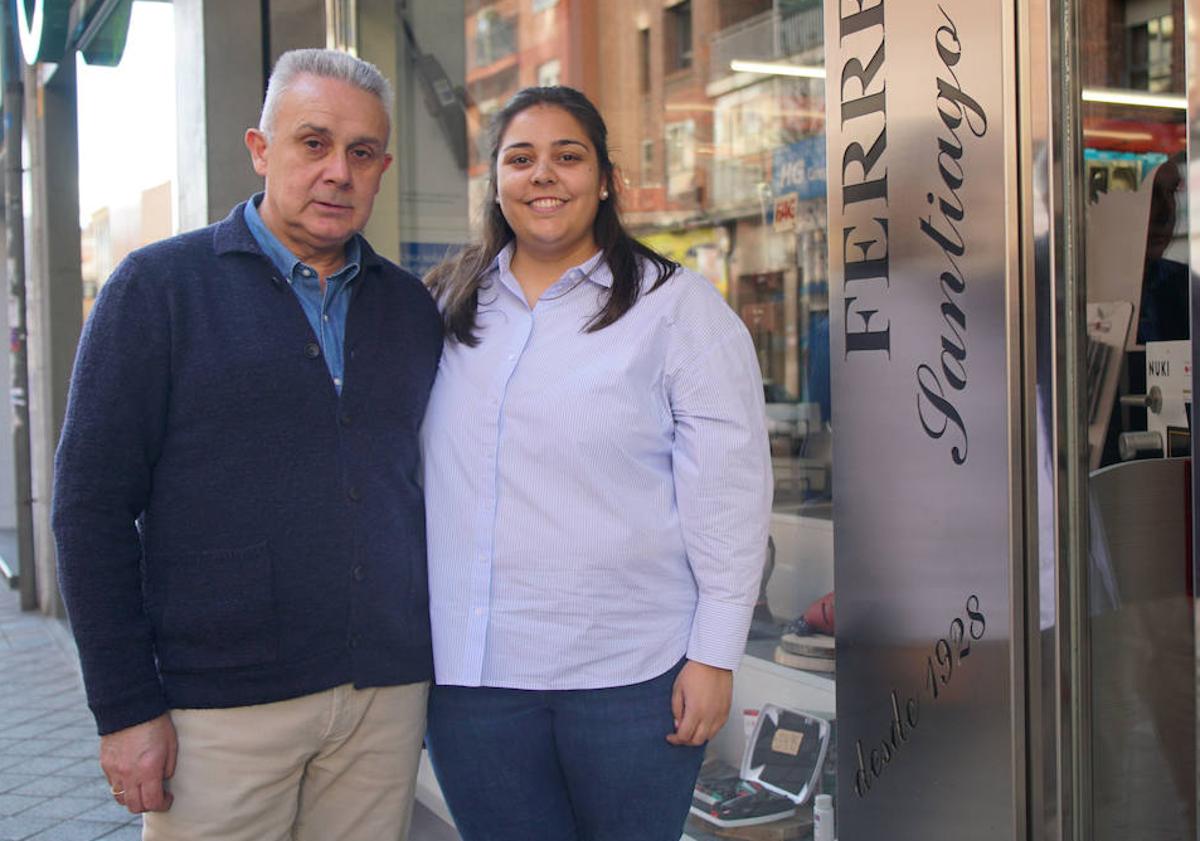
[{"xmin": 813, "ymin": 793, "xmax": 834, "ymax": 841}]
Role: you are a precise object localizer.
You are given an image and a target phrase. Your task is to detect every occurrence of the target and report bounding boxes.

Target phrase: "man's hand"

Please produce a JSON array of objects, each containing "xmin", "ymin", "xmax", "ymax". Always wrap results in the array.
[
  {"xmin": 666, "ymin": 660, "xmax": 733, "ymax": 746},
  {"xmin": 100, "ymin": 713, "xmax": 178, "ymax": 814}
]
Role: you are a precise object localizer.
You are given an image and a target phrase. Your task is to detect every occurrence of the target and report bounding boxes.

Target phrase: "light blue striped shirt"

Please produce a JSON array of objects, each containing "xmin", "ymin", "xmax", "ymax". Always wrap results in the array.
[{"xmin": 422, "ymin": 245, "xmax": 772, "ymax": 689}]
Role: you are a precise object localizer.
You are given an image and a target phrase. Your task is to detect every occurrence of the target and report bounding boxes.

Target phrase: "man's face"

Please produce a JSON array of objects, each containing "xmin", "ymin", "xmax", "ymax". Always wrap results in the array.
[{"xmin": 245, "ymin": 74, "xmax": 392, "ymax": 262}]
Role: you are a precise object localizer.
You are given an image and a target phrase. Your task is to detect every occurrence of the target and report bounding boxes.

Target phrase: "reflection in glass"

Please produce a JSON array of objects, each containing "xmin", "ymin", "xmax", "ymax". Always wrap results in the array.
[
  {"xmin": 375, "ymin": 1, "xmax": 838, "ymax": 834},
  {"xmin": 1080, "ymin": 2, "xmax": 1194, "ymax": 839}
]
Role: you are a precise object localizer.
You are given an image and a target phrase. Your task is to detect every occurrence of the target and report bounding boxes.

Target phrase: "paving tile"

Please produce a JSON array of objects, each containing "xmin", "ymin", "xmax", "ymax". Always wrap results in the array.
[
  {"xmin": 0, "ymin": 812, "xmax": 57, "ymax": 841},
  {"xmin": 95, "ymin": 825, "xmax": 141, "ymax": 841},
  {"xmin": 10, "ymin": 776, "xmax": 85, "ymax": 798},
  {"xmin": 0, "ymin": 795, "xmax": 42, "ymax": 817},
  {"xmin": 23, "ymin": 820, "xmax": 124, "ymax": 841},
  {"xmin": 46, "ymin": 742, "xmax": 101, "ymax": 761},
  {"xmin": 39, "ymin": 727, "xmax": 95, "ymax": 743},
  {"xmin": 0, "ymin": 776, "xmax": 37, "ymax": 796},
  {"xmin": 18, "ymin": 794, "xmax": 107, "ymax": 821},
  {"xmin": 53, "ymin": 760, "xmax": 102, "ymax": 779},
  {"xmin": 0, "ymin": 723, "xmax": 59, "ymax": 741},
  {"xmin": 15, "ymin": 758, "xmax": 80, "ymax": 777},
  {"xmin": 75, "ymin": 801, "xmax": 136, "ymax": 825},
  {"xmin": 5, "ymin": 741, "xmax": 72, "ymax": 759},
  {"xmin": 28, "ymin": 713, "xmax": 93, "ymax": 729},
  {"xmin": 65, "ymin": 780, "xmax": 116, "ymax": 801},
  {"xmin": 0, "ymin": 712, "xmax": 49, "ymax": 730}
]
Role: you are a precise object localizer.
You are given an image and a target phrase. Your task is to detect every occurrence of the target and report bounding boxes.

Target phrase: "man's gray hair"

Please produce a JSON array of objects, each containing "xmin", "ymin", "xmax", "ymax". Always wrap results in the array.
[{"xmin": 259, "ymin": 48, "xmax": 394, "ymax": 138}]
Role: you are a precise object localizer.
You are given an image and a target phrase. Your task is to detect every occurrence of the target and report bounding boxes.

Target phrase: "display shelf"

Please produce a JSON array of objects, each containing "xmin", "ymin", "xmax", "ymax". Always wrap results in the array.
[
  {"xmin": 683, "ymin": 815, "xmax": 816, "ymax": 841},
  {"xmin": 708, "ymin": 645, "xmax": 836, "ymax": 768}
]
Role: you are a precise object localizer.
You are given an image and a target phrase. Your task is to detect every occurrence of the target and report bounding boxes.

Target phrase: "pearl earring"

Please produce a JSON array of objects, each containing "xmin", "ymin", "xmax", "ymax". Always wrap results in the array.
[{"xmin": 600, "ymin": 189, "xmax": 609, "ymax": 200}]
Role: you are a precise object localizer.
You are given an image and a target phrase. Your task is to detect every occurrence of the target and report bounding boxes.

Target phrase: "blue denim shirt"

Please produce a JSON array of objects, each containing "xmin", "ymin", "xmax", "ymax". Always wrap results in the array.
[{"xmin": 244, "ymin": 196, "xmax": 361, "ymax": 393}]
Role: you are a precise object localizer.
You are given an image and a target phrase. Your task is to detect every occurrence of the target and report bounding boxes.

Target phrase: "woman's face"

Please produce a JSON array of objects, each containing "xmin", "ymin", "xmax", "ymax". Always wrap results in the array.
[{"xmin": 495, "ymin": 104, "xmax": 606, "ymax": 263}]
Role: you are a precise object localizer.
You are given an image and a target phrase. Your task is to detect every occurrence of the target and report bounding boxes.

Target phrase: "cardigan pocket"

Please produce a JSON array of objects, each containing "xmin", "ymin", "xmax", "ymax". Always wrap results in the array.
[{"xmin": 153, "ymin": 541, "xmax": 279, "ymax": 672}]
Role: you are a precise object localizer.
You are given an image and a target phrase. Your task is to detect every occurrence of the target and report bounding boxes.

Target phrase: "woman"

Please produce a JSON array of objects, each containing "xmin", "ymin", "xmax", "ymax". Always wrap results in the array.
[{"xmin": 422, "ymin": 86, "xmax": 771, "ymax": 841}]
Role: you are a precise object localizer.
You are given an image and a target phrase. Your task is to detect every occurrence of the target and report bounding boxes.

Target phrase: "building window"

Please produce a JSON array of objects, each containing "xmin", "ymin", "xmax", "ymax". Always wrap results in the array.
[
  {"xmin": 474, "ymin": 9, "xmax": 518, "ymax": 68},
  {"xmin": 641, "ymin": 138, "xmax": 655, "ymax": 184},
  {"xmin": 666, "ymin": 120, "xmax": 695, "ymax": 174},
  {"xmin": 639, "ymin": 27, "xmax": 651, "ymax": 93},
  {"xmin": 531, "ymin": 0, "xmax": 559, "ymax": 11},
  {"xmin": 1127, "ymin": 14, "xmax": 1174, "ymax": 92},
  {"xmin": 666, "ymin": 1, "xmax": 692, "ymax": 71},
  {"xmin": 665, "ymin": 119, "xmax": 696, "ymax": 197},
  {"xmin": 537, "ymin": 59, "xmax": 561, "ymax": 87}
]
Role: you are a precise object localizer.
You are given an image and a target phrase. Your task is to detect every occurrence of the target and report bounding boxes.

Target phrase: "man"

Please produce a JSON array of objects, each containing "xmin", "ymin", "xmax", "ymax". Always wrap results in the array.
[{"xmin": 52, "ymin": 49, "xmax": 441, "ymax": 840}]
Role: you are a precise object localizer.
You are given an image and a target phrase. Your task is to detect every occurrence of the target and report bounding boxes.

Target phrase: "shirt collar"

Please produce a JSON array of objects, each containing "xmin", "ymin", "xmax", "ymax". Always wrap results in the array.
[
  {"xmin": 491, "ymin": 243, "xmax": 611, "ymax": 289},
  {"xmin": 244, "ymin": 194, "xmax": 362, "ymax": 283}
]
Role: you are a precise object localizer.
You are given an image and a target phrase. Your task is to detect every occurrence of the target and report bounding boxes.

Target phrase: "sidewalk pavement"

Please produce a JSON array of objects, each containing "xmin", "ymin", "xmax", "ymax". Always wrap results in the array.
[
  {"xmin": 0, "ymin": 586, "xmax": 458, "ymax": 841},
  {"xmin": 0, "ymin": 586, "xmax": 139, "ymax": 841}
]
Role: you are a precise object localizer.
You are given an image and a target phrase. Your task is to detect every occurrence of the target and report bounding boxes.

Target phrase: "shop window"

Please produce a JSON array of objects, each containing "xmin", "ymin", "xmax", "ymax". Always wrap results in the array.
[
  {"xmin": 666, "ymin": 0, "xmax": 693, "ymax": 71},
  {"xmin": 356, "ymin": 3, "xmax": 838, "ymax": 832}
]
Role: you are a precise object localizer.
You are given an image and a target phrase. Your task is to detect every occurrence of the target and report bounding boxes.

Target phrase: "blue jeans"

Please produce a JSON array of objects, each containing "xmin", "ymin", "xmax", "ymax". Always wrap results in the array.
[{"xmin": 426, "ymin": 660, "xmax": 705, "ymax": 841}]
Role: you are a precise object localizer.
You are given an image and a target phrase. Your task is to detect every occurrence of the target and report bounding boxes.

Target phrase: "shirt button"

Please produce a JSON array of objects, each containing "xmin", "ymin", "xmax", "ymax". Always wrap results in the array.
[
  {"xmin": 324, "ymin": 314, "xmax": 330, "ymax": 322},
  {"xmin": 474, "ymin": 608, "xmax": 484, "ymax": 616},
  {"xmin": 352, "ymin": 564, "xmax": 365, "ymax": 581},
  {"xmin": 304, "ymin": 342, "xmax": 321, "ymax": 359},
  {"xmin": 347, "ymin": 486, "xmax": 362, "ymax": 502}
]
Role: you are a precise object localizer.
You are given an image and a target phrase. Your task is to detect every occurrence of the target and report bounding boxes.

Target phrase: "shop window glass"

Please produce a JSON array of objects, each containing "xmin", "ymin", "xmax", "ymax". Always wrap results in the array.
[
  {"xmin": 357, "ymin": 1, "xmax": 837, "ymax": 835},
  {"xmin": 1079, "ymin": 0, "xmax": 1194, "ymax": 838}
]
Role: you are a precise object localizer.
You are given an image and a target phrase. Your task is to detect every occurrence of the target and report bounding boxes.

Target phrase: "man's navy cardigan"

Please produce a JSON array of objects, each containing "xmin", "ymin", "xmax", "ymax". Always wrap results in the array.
[{"xmin": 52, "ymin": 202, "xmax": 443, "ymax": 735}]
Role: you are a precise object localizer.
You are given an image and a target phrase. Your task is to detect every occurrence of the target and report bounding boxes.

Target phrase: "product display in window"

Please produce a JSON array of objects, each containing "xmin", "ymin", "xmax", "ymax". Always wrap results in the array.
[
  {"xmin": 770, "ymin": 594, "xmax": 836, "ymax": 673},
  {"xmin": 690, "ymin": 705, "xmax": 831, "ymax": 832}
]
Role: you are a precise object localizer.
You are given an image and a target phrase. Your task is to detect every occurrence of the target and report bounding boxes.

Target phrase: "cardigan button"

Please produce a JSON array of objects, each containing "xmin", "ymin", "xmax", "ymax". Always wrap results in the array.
[
  {"xmin": 347, "ymin": 486, "xmax": 362, "ymax": 502},
  {"xmin": 304, "ymin": 342, "xmax": 321, "ymax": 359},
  {"xmin": 339, "ymin": 413, "xmax": 352, "ymax": 427},
  {"xmin": 352, "ymin": 564, "xmax": 365, "ymax": 581}
]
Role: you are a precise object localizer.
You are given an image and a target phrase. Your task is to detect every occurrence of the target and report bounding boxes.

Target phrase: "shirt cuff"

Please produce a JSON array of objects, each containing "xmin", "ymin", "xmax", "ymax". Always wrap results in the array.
[{"xmin": 686, "ymin": 596, "xmax": 756, "ymax": 671}]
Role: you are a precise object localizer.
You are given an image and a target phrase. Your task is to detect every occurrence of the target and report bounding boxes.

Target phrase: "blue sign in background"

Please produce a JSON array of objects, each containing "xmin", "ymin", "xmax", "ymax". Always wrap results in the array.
[
  {"xmin": 772, "ymin": 137, "xmax": 827, "ymax": 201},
  {"xmin": 398, "ymin": 242, "xmax": 461, "ymax": 278}
]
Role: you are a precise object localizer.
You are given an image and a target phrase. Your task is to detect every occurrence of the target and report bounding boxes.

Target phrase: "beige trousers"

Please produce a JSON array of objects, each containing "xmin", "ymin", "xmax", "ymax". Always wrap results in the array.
[{"xmin": 143, "ymin": 681, "xmax": 430, "ymax": 841}]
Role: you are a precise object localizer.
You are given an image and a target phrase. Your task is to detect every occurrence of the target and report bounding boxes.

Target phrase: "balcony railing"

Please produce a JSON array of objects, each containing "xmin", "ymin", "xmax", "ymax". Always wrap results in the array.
[
  {"xmin": 709, "ymin": 6, "xmax": 823, "ymax": 82},
  {"xmin": 473, "ymin": 12, "xmax": 518, "ymax": 70}
]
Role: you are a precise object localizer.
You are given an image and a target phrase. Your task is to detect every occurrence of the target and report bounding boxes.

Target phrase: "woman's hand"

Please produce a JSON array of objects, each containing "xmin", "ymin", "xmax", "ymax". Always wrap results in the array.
[{"xmin": 666, "ymin": 660, "xmax": 733, "ymax": 746}]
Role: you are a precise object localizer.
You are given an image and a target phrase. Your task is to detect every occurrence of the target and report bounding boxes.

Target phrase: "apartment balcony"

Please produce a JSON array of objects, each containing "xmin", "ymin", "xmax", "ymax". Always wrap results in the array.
[
  {"xmin": 708, "ymin": 6, "xmax": 823, "ymax": 85},
  {"xmin": 467, "ymin": 10, "xmax": 519, "ymax": 82}
]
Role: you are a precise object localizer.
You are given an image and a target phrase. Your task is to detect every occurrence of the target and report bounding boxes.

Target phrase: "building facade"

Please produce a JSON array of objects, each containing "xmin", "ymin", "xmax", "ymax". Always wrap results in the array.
[{"xmin": 4, "ymin": 0, "xmax": 1196, "ymax": 839}]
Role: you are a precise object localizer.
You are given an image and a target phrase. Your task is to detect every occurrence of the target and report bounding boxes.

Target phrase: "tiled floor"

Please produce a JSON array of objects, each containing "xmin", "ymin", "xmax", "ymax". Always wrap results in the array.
[
  {"xmin": 0, "ymin": 586, "xmax": 459, "ymax": 841},
  {"xmin": 0, "ymin": 586, "xmax": 138, "ymax": 841}
]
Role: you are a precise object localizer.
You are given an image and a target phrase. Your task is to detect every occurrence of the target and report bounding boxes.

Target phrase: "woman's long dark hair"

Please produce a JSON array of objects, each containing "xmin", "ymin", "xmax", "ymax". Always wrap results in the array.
[{"xmin": 426, "ymin": 86, "xmax": 679, "ymax": 345}]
